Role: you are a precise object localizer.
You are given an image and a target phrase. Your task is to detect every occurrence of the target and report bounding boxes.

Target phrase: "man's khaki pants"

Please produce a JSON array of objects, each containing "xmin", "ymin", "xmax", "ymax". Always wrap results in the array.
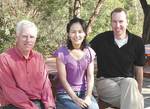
[{"xmin": 96, "ymin": 77, "xmax": 144, "ymax": 109}]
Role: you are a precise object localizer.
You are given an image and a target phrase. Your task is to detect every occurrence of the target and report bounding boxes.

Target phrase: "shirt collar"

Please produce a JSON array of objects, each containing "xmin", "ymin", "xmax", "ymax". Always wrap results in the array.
[
  {"xmin": 111, "ymin": 30, "xmax": 132, "ymax": 45},
  {"xmin": 14, "ymin": 47, "xmax": 34, "ymax": 60}
]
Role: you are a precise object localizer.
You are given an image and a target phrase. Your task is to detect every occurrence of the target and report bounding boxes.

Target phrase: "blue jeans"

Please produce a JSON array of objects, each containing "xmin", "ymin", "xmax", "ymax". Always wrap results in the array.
[{"xmin": 56, "ymin": 91, "xmax": 99, "ymax": 109}]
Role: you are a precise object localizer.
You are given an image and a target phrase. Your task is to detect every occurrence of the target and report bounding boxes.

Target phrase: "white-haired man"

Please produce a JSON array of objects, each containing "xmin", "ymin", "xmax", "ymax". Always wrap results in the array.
[{"xmin": 0, "ymin": 20, "xmax": 55, "ymax": 109}]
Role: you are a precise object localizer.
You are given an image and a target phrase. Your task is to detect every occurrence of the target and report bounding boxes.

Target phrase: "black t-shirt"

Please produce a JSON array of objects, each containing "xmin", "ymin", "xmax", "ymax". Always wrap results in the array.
[{"xmin": 90, "ymin": 31, "xmax": 145, "ymax": 78}]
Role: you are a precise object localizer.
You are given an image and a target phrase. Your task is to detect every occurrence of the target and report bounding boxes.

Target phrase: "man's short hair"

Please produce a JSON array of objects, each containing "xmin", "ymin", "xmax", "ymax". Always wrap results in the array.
[
  {"xmin": 111, "ymin": 7, "xmax": 127, "ymax": 19},
  {"xmin": 16, "ymin": 20, "xmax": 38, "ymax": 37}
]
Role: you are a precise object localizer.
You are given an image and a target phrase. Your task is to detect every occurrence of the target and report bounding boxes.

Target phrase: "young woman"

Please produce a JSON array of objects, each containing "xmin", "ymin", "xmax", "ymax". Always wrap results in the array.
[{"xmin": 53, "ymin": 17, "xmax": 99, "ymax": 109}]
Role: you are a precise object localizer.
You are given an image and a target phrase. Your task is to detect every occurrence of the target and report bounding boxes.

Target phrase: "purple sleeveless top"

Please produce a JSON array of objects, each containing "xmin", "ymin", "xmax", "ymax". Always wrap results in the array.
[{"xmin": 53, "ymin": 46, "xmax": 95, "ymax": 92}]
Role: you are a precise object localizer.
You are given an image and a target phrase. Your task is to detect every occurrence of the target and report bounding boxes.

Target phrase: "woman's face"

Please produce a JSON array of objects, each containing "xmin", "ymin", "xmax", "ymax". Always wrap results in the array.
[{"xmin": 69, "ymin": 22, "xmax": 86, "ymax": 48}]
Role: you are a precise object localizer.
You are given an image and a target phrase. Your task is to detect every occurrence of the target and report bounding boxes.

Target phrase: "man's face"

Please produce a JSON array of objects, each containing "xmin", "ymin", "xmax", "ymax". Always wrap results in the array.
[
  {"xmin": 16, "ymin": 27, "xmax": 37, "ymax": 53},
  {"xmin": 111, "ymin": 11, "xmax": 128, "ymax": 38}
]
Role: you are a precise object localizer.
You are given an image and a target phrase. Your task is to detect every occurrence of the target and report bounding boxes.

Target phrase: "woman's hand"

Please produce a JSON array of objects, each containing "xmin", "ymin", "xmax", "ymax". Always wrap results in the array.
[
  {"xmin": 84, "ymin": 96, "xmax": 92, "ymax": 106},
  {"xmin": 72, "ymin": 96, "xmax": 88, "ymax": 108}
]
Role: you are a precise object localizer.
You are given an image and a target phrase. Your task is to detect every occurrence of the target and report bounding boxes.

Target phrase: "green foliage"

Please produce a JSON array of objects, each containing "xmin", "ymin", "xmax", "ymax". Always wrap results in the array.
[
  {"xmin": 0, "ymin": 0, "xmax": 69, "ymax": 57},
  {"xmin": 0, "ymin": 0, "xmax": 144, "ymax": 57},
  {"xmin": 87, "ymin": 0, "xmax": 144, "ymax": 41},
  {"xmin": 0, "ymin": 29, "xmax": 15, "ymax": 52}
]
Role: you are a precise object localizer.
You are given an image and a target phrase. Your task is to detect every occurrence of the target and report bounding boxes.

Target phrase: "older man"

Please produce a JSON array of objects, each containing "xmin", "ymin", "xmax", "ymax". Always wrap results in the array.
[
  {"xmin": 90, "ymin": 8, "xmax": 145, "ymax": 109},
  {"xmin": 0, "ymin": 20, "xmax": 55, "ymax": 109}
]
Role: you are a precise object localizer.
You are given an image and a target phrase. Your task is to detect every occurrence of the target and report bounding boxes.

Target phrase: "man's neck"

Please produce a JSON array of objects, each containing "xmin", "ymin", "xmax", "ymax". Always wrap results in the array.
[
  {"xmin": 17, "ymin": 47, "xmax": 30, "ymax": 59},
  {"xmin": 114, "ymin": 33, "xmax": 127, "ymax": 40},
  {"xmin": 23, "ymin": 52, "xmax": 30, "ymax": 59}
]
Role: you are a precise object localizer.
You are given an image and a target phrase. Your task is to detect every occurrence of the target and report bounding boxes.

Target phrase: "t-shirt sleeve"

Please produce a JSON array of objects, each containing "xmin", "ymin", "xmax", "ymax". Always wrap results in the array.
[
  {"xmin": 87, "ymin": 47, "xmax": 96, "ymax": 63},
  {"xmin": 134, "ymin": 38, "xmax": 145, "ymax": 66},
  {"xmin": 53, "ymin": 47, "xmax": 67, "ymax": 64}
]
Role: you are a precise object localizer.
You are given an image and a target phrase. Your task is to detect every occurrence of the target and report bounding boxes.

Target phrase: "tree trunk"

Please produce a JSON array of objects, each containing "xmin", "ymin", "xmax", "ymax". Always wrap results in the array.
[
  {"xmin": 86, "ymin": 0, "xmax": 105, "ymax": 35},
  {"xmin": 139, "ymin": 0, "xmax": 150, "ymax": 44},
  {"xmin": 72, "ymin": 0, "xmax": 105, "ymax": 35},
  {"xmin": 73, "ymin": 0, "xmax": 82, "ymax": 17},
  {"xmin": 143, "ymin": 9, "xmax": 150, "ymax": 44},
  {"xmin": 68, "ymin": 0, "xmax": 74, "ymax": 20}
]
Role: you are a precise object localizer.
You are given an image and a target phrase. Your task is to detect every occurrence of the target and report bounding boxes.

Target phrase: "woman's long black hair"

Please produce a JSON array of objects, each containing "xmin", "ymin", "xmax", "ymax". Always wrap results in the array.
[{"xmin": 66, "ymin": 17, "xmax": 88, "ymax": 50}]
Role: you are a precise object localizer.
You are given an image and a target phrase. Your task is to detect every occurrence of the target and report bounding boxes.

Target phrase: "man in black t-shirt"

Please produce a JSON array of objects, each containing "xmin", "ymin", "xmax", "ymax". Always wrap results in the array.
[{"xmin": 90, "ymin": 8, "xmax": 145, "ymax": 109}]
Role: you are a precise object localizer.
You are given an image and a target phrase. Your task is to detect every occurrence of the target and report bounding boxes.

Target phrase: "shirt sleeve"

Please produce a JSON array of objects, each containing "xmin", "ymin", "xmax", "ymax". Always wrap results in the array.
[
  {"xmin": 40, "ymin": 55, "xmax": 55, "ymax": 109},
  {"xmin": 53, "ymin": 47, "xmax": 67, "ymax": 64},
  {"xmin": 134, "ymin": 37, "xmax": 145, "ymax": 66},
  {"xmin": 87, "ymin": 47, "xmax": 96, "ymax": 63},
  {"xmin": 0, "ymin": 54, "xmax": 38, "ymax": 109}
]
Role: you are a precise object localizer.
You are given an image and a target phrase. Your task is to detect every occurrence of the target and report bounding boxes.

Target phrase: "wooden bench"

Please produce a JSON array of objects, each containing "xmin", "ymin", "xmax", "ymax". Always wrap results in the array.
[
  {"xmin": 144, "ymin": 55, "xmax": 150, "ymax": 78},
  {"xmin": 143, "ymin": 65, "xmax": 150, "ymax": 78},
  {"xmin": 144, "ymin": 44, "xmax": 150, "ymax": 78},
  {"xmin": 45, "ymin": 57, "xmax": 57, "ymax": 97},
  {"xmin": 46, "ymin": 57, "xmax": 57, "ymax": 75},
  {"xmin": 98, "ymin": 99, "xmax": 119, "ymax": 109}
]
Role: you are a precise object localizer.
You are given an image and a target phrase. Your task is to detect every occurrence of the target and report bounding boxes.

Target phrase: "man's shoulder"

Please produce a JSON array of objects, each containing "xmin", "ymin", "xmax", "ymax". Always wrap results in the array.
[
  {"xmin": 0, "ymin": 48, "xmax": 15, "ymax": 64},
  {"xmin": 95, "ymin": 31, "xmax": 113, "ymax": 39},
  {"xmin": 0, "ymin": 48, "xmax": 14, "ymax": 57},
  {"xmin": 91, "ymin": 31, "xmax": 113, "ymax": 44},
  {"xmin": 32, "ymin": 50, "xmax": 41, "ymax": 55},
  {"xmin": 97, "ymin": 30, "xmax": 113, "ymax": 35},
  {"xmin": 128, "ymin": 31, "xmax": 143, "ymax": 42},
  {"xmin": 32, "ymin": 50, "xmax": 43, "ymax": 58}
]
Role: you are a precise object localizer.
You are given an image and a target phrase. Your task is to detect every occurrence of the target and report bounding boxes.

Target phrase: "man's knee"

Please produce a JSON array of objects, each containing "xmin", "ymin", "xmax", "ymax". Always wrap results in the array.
[
  {"xmin": 121, "ymin": 78, "xmax": 138, "ymax": 87},
  {"xmin": 96, "ymin": 78, "xmax": 120, "ymax": 98},
  {"xmin": 96, "ymin": 78, "xmax": 118, "ymax": 90}
]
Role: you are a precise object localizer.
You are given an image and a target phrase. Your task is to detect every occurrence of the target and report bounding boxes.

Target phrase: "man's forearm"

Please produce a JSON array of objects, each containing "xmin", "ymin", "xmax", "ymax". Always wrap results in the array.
[{"xmin": 134, "ymin": 66, "xmax": 143, "ymax": 93}]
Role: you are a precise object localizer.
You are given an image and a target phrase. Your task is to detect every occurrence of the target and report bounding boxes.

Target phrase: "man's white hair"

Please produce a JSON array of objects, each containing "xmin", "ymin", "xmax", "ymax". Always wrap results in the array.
[{"xmin": 16, "ymin": 20, "xmax": 38, "ymax": 37}]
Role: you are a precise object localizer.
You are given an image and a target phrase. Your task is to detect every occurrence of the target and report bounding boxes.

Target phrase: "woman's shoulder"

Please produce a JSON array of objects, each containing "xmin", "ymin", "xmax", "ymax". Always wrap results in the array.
[
  {"xmin": 85, "ymin": 46, "xmax": 95, "ymax": 54},
  {"xmin": 85, "ymin": 46, "xmax": 96, "ymax": 61},
  {"xmin": 53, "ymin": 46, "xmax": 69, "ymax": 57}
]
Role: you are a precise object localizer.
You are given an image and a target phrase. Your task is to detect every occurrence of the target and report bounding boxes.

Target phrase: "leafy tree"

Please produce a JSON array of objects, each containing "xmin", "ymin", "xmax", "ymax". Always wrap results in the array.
[
  {"xmin": 0, "ymin": 0, "xmax": 69, "ymax": 56},
  {"xmin": 0, "ymin": 0, "xmax": 144, "ymax": 56}
]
